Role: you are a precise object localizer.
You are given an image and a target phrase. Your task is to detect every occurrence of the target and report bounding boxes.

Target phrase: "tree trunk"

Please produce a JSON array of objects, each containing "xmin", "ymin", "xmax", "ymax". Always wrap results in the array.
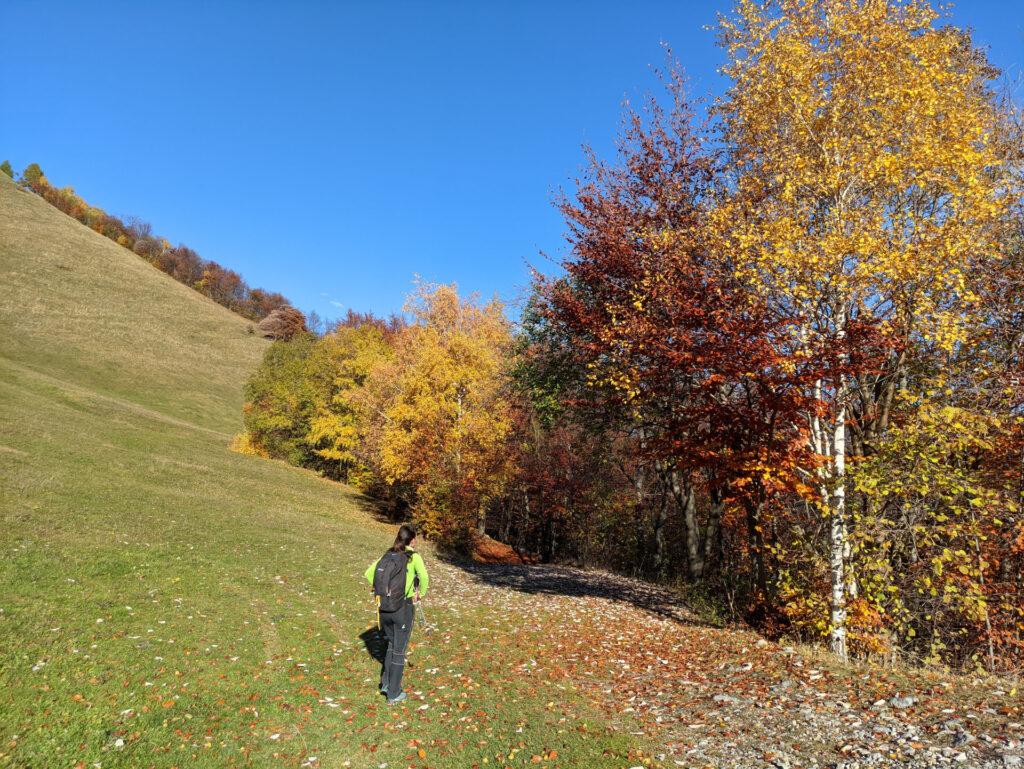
[
  {"xmin": 809, "ymin": 312, "xmax": 851, "ymax": 662},
  {"xmin": 827, "ymin": 305, "xmax": 850, "ymax": 661},
  {"xmin": 744, "ymin": 497, "xmax": 766, "ymax": 596},
  {"xmin": 517, "ymin": 488, "xmax": 531, "ymax": 554},
  {"xmin": 704, "ymin": 484, "xmax": 724, "ymax": 571},
  {"xmin": 632, "ymin": 462, "xmax": 648, "ymax": 575},
  {"xmin": 541, "ymin": 511, "xmax": 554, "ymax": 564},
  {"xmin": 652, "ymin": 488, "xmax": 669, "ymax": 580},
  {"xmin": 501, "ymin": 496, "xmax": 513, "ymax": 543},
  {"xmin": 828, "ymin": 399, "xmax": 849, "ymax": 660},
  {"xmin": 683, "ymin": 484, "xmax": 702, "ymax": 580},
  {"xmin": 669, "ymin": 470, "xmax": 704, "ymax": 580}
]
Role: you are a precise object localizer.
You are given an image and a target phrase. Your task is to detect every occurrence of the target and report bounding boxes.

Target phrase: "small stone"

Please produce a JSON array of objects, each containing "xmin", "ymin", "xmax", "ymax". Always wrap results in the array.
[
  {"xmin": 713, "ymin": 693, "xmax": 741, "ymax": 704},
  {"xmin": 890, "ymin": 695, "xmax": 917, "ymax": 709},
  {"xmin": 1003, "ymin": 755, "xmax": 1023, "ymax": 768}
]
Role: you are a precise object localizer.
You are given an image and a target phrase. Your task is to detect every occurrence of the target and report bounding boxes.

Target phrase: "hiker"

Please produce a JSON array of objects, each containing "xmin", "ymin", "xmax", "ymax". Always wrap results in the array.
[{"xmin": 364, "ymin": 524, "xmax": 429, "ymax": 705}]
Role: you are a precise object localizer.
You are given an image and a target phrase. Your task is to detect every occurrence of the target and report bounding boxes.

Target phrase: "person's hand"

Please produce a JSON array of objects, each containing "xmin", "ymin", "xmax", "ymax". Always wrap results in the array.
[{"xmin": 414, "ymin": 590, "xmax": 420, "ymax": 603}]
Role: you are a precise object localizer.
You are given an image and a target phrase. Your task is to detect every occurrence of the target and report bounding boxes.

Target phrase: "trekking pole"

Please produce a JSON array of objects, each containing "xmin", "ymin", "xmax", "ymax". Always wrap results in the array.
[{"xmin": 416, "ymin": 602, "xmax": 434, "ymax": 634}]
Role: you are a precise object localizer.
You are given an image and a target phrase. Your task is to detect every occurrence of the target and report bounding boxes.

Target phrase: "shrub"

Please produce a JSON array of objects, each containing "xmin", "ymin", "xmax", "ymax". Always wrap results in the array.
[
  {"xmin": 257, "ymin": 306, "xmax": 306, "ymax": 340},
  {"xmin": 133, "ymin": 236, "xmax": 163, "ymax": 260},
  {"xmin": 229, "ymin": 432, "xmax": 267, "ymax": 457},
  {"xmin": 156, "ymin": 245, "xmax": 204, "ymax": 286}
]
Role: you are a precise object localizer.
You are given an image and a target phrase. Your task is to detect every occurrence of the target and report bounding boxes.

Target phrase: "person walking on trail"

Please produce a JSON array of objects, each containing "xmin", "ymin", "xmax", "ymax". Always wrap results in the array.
[{"xmin": 364, "ymin": 524, "xmax": 429, "ymax": 705}]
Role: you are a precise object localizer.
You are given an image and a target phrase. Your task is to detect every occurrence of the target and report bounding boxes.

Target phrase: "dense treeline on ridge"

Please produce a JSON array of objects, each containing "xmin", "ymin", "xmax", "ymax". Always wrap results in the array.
[
  {"xmin": 239, "ymin": 0, "xmax": 1024, "ymax": 674},
  {"xmin": 1, "ymin": 161, "xmax": 292, "ymax": 321}
]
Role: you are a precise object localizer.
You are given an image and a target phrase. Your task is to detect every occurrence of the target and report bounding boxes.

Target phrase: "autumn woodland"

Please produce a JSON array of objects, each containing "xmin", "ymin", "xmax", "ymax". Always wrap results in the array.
[
  {"xmin": 8, "ymin": 0, "xmax": 1022, "ymax": 674},
  {"xmin": 232, "ymin": 0, "xmax": 1024, "ymax": 673}
]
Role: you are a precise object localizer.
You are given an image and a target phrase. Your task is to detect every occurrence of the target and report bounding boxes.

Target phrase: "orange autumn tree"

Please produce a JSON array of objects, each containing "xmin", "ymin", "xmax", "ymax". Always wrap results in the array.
[
  {"xmin": 360, "ymin": 284, "xmax": 515, "ymax": 545},
  {"xmin": 713, "ymin": 0, "xmax": 1013, "ymax": 659}
]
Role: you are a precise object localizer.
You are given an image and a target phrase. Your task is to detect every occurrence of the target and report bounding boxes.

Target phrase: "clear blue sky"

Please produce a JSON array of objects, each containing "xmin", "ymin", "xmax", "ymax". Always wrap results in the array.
[{"xmin": 2, "ymin": 1, "xmax": 1021, "ymax": 323}]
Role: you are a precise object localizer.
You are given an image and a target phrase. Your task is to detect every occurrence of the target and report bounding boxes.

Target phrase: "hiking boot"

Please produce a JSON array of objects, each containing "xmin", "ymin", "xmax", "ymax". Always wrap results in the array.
[{"xmin": 386, "ymin": 691, "xmax": 407, "ymax": 705}]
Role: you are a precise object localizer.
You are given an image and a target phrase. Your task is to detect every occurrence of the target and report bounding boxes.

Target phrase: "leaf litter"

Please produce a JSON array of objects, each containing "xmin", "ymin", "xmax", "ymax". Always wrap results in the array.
[{"xmin": 426, "ymin": 560, "xmax": 1024, "ymax": 768}]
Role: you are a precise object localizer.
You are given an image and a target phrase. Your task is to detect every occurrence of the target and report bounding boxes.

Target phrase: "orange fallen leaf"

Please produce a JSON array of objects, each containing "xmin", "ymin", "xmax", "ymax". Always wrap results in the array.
[{"xmin": 418, "ymin": 747, "xmax": 427, "ymax": 759}]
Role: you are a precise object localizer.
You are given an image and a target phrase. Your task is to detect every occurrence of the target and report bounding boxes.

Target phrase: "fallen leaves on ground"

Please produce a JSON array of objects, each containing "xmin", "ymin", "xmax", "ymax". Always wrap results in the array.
[{"xmin": 426, "ymin": 560, "xmax": 1024, "ymax": 769}]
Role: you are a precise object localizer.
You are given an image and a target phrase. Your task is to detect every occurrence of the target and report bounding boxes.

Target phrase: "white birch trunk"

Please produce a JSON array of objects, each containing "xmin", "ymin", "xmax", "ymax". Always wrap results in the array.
[
  {"xmin": 808, "ymin": 324, "xmax": 851, "ymax": 660},
  {"xmin": 828, "ymin": 308, "xmax": 850, "ymax": 661},
  {"xmin": 828, "ymin": 397, "xmax": 848, "ymax": 660}
]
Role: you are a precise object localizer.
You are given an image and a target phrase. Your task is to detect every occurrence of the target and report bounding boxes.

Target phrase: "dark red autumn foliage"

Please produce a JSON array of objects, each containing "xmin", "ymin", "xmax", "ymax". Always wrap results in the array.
[
  {"xmin": 155, "ymin": 245, "xmax": 205, "ymax": 287},
  {"xmin": 535, "ymin": 87, "xmax": 813, "ymax": 586},
  {"xmin": 333, "ymin": 309, "xmax": 408, "ymax": 340}
]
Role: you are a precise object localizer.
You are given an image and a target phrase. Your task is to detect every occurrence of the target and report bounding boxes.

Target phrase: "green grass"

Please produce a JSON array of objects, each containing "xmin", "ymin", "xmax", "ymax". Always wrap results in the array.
[{"xmin": 0, "ymin": 175, "xmax": 641, "ymax": 768}]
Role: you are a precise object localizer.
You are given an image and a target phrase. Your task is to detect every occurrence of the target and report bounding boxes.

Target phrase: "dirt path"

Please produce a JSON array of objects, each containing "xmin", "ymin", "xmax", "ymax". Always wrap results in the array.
[{"xmin": 427, "ymin": 558, "xmax": 1023, "ymax": 769}]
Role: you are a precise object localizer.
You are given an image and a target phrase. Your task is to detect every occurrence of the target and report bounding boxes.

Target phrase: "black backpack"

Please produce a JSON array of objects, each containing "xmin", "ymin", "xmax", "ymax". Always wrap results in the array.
[{"xmin": 373, "ymin": 550, "xmax": 410, "ymax": 612}]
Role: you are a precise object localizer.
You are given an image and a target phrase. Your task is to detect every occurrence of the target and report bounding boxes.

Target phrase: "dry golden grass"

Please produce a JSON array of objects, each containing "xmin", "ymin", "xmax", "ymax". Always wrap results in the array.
[{"xmin": 0, "ymin": 173, "xmax": 266, "ymax": 432}]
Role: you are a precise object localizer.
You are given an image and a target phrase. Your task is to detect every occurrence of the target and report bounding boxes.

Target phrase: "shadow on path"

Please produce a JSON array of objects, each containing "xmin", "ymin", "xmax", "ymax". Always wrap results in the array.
[{"xmin": 443, "ymin": 559, "xmax": 721, "ymax": 629}]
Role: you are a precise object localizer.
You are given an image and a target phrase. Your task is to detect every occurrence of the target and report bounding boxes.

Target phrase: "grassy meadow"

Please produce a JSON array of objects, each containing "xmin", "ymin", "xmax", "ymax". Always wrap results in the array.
[{"xmin": 0, "ymin": 175, "xmax": 639, "ymax": 768}]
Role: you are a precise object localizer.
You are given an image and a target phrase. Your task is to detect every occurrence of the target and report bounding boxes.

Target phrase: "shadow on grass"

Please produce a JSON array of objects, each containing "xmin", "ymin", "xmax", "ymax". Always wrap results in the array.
[
  {"xmin": 439, "ymin": 555, "xmax": 722, "ymax": 629},
  {"xmin": 359, "ymin": 626, "xmax": 388, "ymax": 666},
  {"xmin": 352, "ymin": 489, "xmax": 409, "ymax": 526}
]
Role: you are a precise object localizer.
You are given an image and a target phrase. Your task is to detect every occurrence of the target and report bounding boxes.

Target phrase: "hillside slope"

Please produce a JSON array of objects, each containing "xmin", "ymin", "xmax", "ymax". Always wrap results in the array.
[
  {"xmin": 0, "ymin": 177, "xmax": 639, "ymax": 769},
  {"xmin": 0, "ymin": 173, "xmax": 264, "ymax": 431}
]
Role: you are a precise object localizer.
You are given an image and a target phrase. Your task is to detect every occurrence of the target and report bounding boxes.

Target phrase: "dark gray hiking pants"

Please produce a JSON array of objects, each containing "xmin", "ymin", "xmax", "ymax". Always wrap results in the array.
[{"xmin": 379, "ymin": 598, "xmax": 414, "ymax": 697}]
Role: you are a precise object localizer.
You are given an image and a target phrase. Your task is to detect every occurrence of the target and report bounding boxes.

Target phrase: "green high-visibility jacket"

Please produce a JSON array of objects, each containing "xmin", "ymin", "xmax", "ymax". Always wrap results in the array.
[{"xmin": 364, "ymin": 548, "xmax": 429, "ymax": 599}]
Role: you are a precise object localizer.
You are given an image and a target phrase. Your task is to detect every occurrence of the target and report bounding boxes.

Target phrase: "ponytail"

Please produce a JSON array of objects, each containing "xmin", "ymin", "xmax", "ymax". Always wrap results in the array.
[{"xmin": 391, "ymin": 524, "xmax": 416, "ymax": 552}]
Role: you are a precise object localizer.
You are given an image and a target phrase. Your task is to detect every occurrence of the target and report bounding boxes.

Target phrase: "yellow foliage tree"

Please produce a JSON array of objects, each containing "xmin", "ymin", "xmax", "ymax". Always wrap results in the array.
[
  {"xmin": 713, "ymin": 0, "xmax": 1013, "ymax": 658},
  {"xmin": 361, "ymin": 284, "xmax": 515, "ymax": 544},
  {"xmin": 304, "ymin": 323, "xmax": 394, "ymax": 485},
  {"xmin": 851, "ymin": 392, "xmax": 1009, "ymax": 666}
]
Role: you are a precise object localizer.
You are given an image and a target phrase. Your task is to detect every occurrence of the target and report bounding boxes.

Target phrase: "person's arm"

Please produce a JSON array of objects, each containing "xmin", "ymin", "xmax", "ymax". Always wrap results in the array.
[
  {"xmin": 364, "ymin": 559, "xmax": 379, "ymax": 587},
  {"xmin": 410, "ymin": 552, "xmax": 429, "ymax": 599}
]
